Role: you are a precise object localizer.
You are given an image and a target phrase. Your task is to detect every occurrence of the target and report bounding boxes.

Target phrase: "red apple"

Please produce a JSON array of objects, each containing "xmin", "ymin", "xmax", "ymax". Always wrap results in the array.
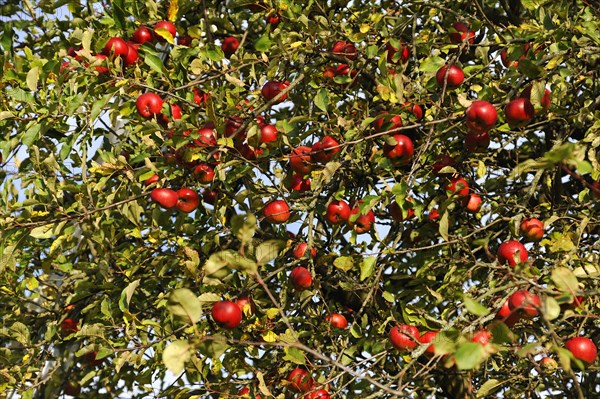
[
  {"xmin": 154, "ymin": 21, "xmax": 177, "ymax": 43},
  {"xmin": 565, "ymin": 337, "xmax": 597, "ymax": 366},
  {"xmin": 428, "ymin": 208, "xmax": 440, "ymax": 221},
  {"xmin": 464, "ymin": 131, "xmax": 490, "ymax": 153},
  {"xmin": 264, "ymin": 199, "xmax": 291, "ymax": 224},
  {"xmin": 436, "ymin": 64, "xmax": 464, "ymax": 90},
  {"xmin": 505, "ymin": 98, "xmax": 535, "ymax": 128},
  {"xmin": 306, "ymin": 389, "xmax": 330, "ymax": 399},
  {"xmin": 60, "ymin": 318, "xmax": 79, "ymax": 334},
  {"xmin": 136, "ymin": 92, "xmax": 164, "ymax": 119},
  {"xmin": 520, "ymin": 85, "xmax": 551, "ymax": 112},
  {"xmin": 332, "ymin": 41, "xmax": 358, "ymax": 60},
  {"xmin": 176, "ymin": 188, "xmax": 200, "ymax": 213},
  {"xmin": 326, "ymin": 200, "xmax": 351, "ymax": 224},
  {"xmin": 293, "ymin": 242, "xmax": 317, "ymax": 259},
  {"xmin": 500, "ymin": 43, "xmax": 531, "ymax": 68},
  {"xmin": 144, "ymin": 174, "xmax": 159, "ymax": 186},
  {"xmin": 102, "ymin": 37, "xmax": 129, "ymax": 58},
  {"xmin": 432, "ymin": 155, "xmax": 456, "ymax": 175},
  {"xmin": 419, "ymin": 331, "xmax": 438, "ymax": 355},
  {"xmin": 389, "ymin": 200, "xmax": 415, "ymax": 221},
  {"xmin": 222, "ymin": 36, "xmax": 240, "ymax": 56},
  {"xmin": 193, "ymin": 88, "xmax": 210, "ymax": 106},
  {"xmin": 508, "ymin": 290, "xmax": 540, "ymax": 318},
  {"xmin": 124, "ymin": 42, "xmax": 139, "ymax": 66},
  {"xmin": 323, "ymin": 66, "xmax": 337, "ymax": 78},
  {"xmin": 520, "ymin": 218, "xmax": 544, "ymax": 241},
  {"xmin": 348, "ymin": 205, "xmax": 375, "ymax": 234},
  {"xmin": 496, "ymin": 299, "xmax": 520, "ymax": 327},
  {"xmin": 203, "ymin": 189, "xmax": 219, "ymax": 205},
  {"xmin": 225, "ymin": 116, "xmax": 247, "ymax": 143},
  {"xmin": 449, "ymin": 22, "xmax": 475, "ymax": 44},
  {"xmin": 261, "ymin": 80, "xmax": 289, "ymax": 104},
  {"xmin": 446, "ymin": 177, "xmax": 469, "ymax": 197},
  {"xmin": 132, "ymin": 26, "xmax": 154, "ymax": 44},
  {"xmin": 402, "ymin": 102, "xmax": 424, "ymax": 121},
  {"xmin": 465, "ymin": 100, "xmax": 497, "ymax": 133},
  {"xmin": 311, "ymin": 135, "xmax": 340, "ymax": 163},
  {"xmin": 235, "ymin": 296, "xmax": 255, "ymax": 315},
  {"xmin": 212, "ymin": 300, "xmax": 243, "ymax": 329},
  {"xmin": 290, "ymin": 266, "xmax": 312, "ymax": 291},
  {"xmin": 266, "ymin": 13, "xmax": 280, "ymax": 27},
  {"xmin": 540, "ymin": 356, "xmax": 558, "ymax": 369},
  {"xmin": 259, "ymin": 124, "xmax": 278, "ymax": 145},
  {"xmin": 93, "ymin": 54, "xmax": 110, "ymax": 74},
  {"xmin": 463, "ymin": 193, "xmax": 482, "ymax": 213},
  {"xmin": 497, "ymin": 240, "xmax": 528, "ymax": 267},
  {"xmin": 372, "ymin": 111, "xmax": 402, "ymax": 133},
  {"xmin": 288, "ymin": 368, "xmax": 314, "ymax": 392},
  {"xmin": 289, "ymin": 174, "xmax": 311, "ymax": 192},
  {"xmin": 289, "ymin": 146, "xmax": 313, "ymax": 175},
  {"xmin": 389, "ymin": 324, "xmax": 419, "ymax": 350},
  {"xmin": 471, "ymin": 330, "xmax": 492, "ymax": 345},
  {"xmin": 326, "ymin": 313, "xmax": 348, "ymax": 329},
  {"xmin": 386, "ymin": 42, "xmax": 410, "ymax": 64},
  {"xmin": 195, "ymin": 123, "xmax": 218, "ymax": 147},
  {"xmin": 382, "ymin": 134, "xmax": 414, "ymax": 164},
  {"xmin": 151, "ymin": 188, "xmax": 179, "ymax": 209},
  {"xmin": 177, "ymin": 34, "xmax": 192, "ymax": 46},
  {"xmin": 193, "ymin": 163, "xmax": 215, "ymax": 184}
]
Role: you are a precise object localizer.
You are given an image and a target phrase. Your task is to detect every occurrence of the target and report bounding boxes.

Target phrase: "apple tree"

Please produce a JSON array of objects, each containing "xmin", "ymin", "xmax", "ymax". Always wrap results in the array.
[{"xmin": 1, "ymin": 0, "xmax": 600, "ymax": 398}]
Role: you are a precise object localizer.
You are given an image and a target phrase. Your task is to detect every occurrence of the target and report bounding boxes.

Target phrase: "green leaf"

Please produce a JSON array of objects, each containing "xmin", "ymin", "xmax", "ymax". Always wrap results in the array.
[
  {"xmin": 198, "ymin": 335, "xmax": 229, "ymax": 358},
  {"xmin": 418, "ymin": 55, "xmax": 445, "ymax": 73},
  {"xmin": 455, "ymin": 342, "xmax": 486, "ymax": 370},
  {"xmin": 543, "ymin": 296, "xmax": 561, "ymax": 321},
  {"xmin": 168, "ymin": 288, "xmax": 202, "ymax": 323},
  {"xmin": 334, "ymin": 256, "xmax": 354, "ymax": 271},
  {"xmin": 7, "ymin": 87, "xmax": 35, "ymax": 104},
  {"xmin": 231, "ymin": 214, "xmax": 256, "ymax": 243},
  {"xmin": 26, "ymin": 66, "xmax": 39, "ymax": 91},
  {"xmin": 551, "ymin": 267, "xmax": 579, "ymax": 294},
  {"xmin": 23, "ymin": 123, "xmax": 42, "ymax": 147},
  {"xmin": 256, "ymin": 240, "xmax": 285, "ymax": 264},
  {"xmin": 314, "ymin": 88, "xmax": 329, "ymax": 112},
  {"xmin": 163, "ymin": 340, "xmax": 191, "ymax": 375},
  {"xmin": 0, "ymin": 111, "xmax": 14, "ymax": 121},
  {"xmin": 144, "ymin": 54, "xmax": 165, "ymax": 74},
  {"xmin": 360, "ymin": 256, "xmax": 376, "ymax": 281},
  {"xmin": 463, "ymin": 295, "xmax": 490, "ymax": 317},
  {"xmin": 205, "ymin": 43, "xmax": 224, "ymax": 62},
  {"xmin": 283, "ymin": 347, "xmax": 306, "ymax": 365},
  {"xmin": 477, "ymin": 379, "xmax": 501, "ymax": 397},
  {"xmin": 254, "ymin": 33, "xmax": 273, "ymax": 52},
  {"xmin": 438, "ymin": 209, "xmax": 449, "ymax": 241}
]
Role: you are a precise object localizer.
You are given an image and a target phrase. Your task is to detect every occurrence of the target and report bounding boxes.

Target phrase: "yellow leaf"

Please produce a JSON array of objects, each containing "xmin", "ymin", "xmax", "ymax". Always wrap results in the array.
[
  {"xmin": 167, "ymin": 0, "xmax": 179, "ymax": 22},
  {"xmin": 261, "ymin": 331, "xmax": 278, "ymax": 342},
  {"xmin": 360, "ymin": 24, "xmax": 370, "ymax": 33},
  {"xmin": 290, "ymin": 41, "xmax": 304, "ymax": 48}
]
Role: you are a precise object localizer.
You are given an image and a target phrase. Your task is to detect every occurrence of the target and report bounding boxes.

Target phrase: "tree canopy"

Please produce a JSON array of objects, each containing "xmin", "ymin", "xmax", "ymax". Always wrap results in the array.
[{"xmin": 1, "ymin": 0, "xmax": 600, "ymax": 398}]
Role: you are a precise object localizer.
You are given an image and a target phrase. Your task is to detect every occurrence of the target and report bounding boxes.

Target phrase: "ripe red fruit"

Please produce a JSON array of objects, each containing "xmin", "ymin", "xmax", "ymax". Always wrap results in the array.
[
  {"xmin": 326, "ymin": 313, "xmax": 348, "ymax": 329},
  {"xmin": 239, "ymin": 387, "xmax": 262, "ymax": 398},
  {"xmin": 266, "ymin": 13, "xmax": 280, "ymax": 27},
  {"xmin": 132, "ymin": 26, "xmax": 154, "ymax": 44},
  {"xmin": 372, "ymin": 111, "xmax": 402, "ymax": 133},
  {"xmin": 102, "ymin": 37, "xmax": 129, "ymax": 58},
  {"xmin": 565, "ymin": 337, "xmax": 597, "ymax": 366},
  {"xmin": 349, "ymin": 205, "xmax": 375, "ymax": 234},
  {"xmin": 500, "ymin": 43, "xmax": 531, "ymax": 68},
  {"xmin": 293, "ymin": 242, "xmax": 317, "ymax": 259},
  {"xmin": 193, "ymin": 163, "xmax": 215, "ymax": 184},
  {"xmin": 176, "ymin": 188, "xmax": 200, "ymax": 213},
  {"xmin": 402, "ymin": 102, "xmax": 424, "ymax": 121},
  {"xmin": 144, "ymin": 174, "xmax": 159, "ymax": 186},
  {"xmin": 178, "ymin": 35, "xmax": 192, "ymax": 46},
  {"xmin": 264, "ymin": 199, "xmax": 291, "ymax": 224},
  {"xmin": 222, "ymin": 36, "xmax": 240, "ymax": 56},
  {"xmin": 496, "ymin": 299, "xmax": 520, "ymax": 327},
  {"xmin": 193, "ymin": 88, "xmax": 209, "ymax": 106},
  {"xmin": 389, "ymin": 200, "xmax": 415, "ymax": 221},
  {"xmin": 464, "ymin": 131, "xmax": 490, "ymax": 153},
  {"xmin": 540, "ymin": 356, "xmax": 558, "ymax": 369},
  {"xmin": 508, "ymin": 290, "xmax": 541, "ymax": 318},
  {"xmin": 436, "ymin": 64, "xmax": 464, "ymax": 90},
  {"xmin": 202, "ymin": 189, "xmax": 219, "ymax": 205},
  {"xmin": 306, "ymin": 389, "xmax": 330, "ymax": 399},
  {"xmin": 235, "ymin": 296, "xmax": 255, "ymax": 315},
  {"xmin": 497, "ymin": 240, "xmax": 528, "ymax": 267},
  {"xmin": 471, "ymin": 330, "xmax": 492, "ymax": 345},
  {"xmin": 382, "ymin": 134, "xmax": 414, "ymax": 164},
  {"xmin": 326, "ymin": 200, "xmax": 351, "ymax": 224},
  {"xmin": 60, "ymin": 318, "xmax": 79, "ymax": 334},
  {"xmin": 311, "ymin": 135, "xmax": 340, "ymax": 163},
  {"xmin": 464, "ymin": 193, "xmax": 482, "ymax": 213},
  {"xmin": 389, "ymin": 324, "xmax": 419, "ymax": 350},
  {"xmin": 289, "ymin": 146, "xmax": 313, "ymax": 175},
  {"xmin": 428, "ymin": 208, "xmax": 440, "ymax": 221},
  {"xmin": 520, "ymin": 85, "xmax": 551, "ymax": 112},
  {"xmin": 449, "ymin": 22, "xmax": 475, "ymax": 44},
  {"xmin": 195, "ymin": 123, "xmax": 217, "ymax": 147},
  {"xmin": 290, "ymin": 266, "xmax": 313, "ymax": 291},
  {"xmin": 288, "ymin": 368, "xmax": 314, "ymax": 392},
  {"xmin": 93, "ymin": 54, "xmax": 110, "ymax": 74},
  {"xmin": 419, "ymin": 331, "xmax": 438, "ymax": 355},
  {"xmin": 289, "ymin": 174, "xmax": 311, "ymax": 192},
  {"xmin": 432, "ymin": 155, "xmax": 456, "ymax": 175},
  {"xmin": 225, "ymin": 116, "xmax": 247, "ymax": 143},
  {"xmin": 505, "ymin": 98, "xmax": 535, "ymax": 128},
  {"xmin": 259, "ymin": 124, "xmax": 278, "ymax": 145},
  {"xmin": 212, "ymin": 300, "xmax": 243, "ymax": 329},
  {"xmin": 446, "ymin": 177, "xmax": 469, "ymax": 197},
  {"xmin": 465, "ymin": 100, "xmax": 497, "ymax": 133},
  {"xmin": 261, "ymin": 80, "xmax": 289, "ymax": 104},
  {"xmin": 323, "ymin": 66, "xmax": 337, "ymax": 79},
  {"xmin": 136, "ymin": 93, "xmax": 164, "ymax": 119},
  {"xmin": 520, "ymin": 218, "xmax": 544, "ymax": 241},
  {"xmin": 151, "ymin": 188, "xmax": 179, "ymax": 209},
  {"xmin": 154, "ymin": 21, "xmax": 177, "ymax": 42},
  {"xmin": 124, "ymin": 42, "xmax": 139, "ymax": 66},
  {"xmin": 386, "ymin": 42, "xmax": 410, "ymax": 64},
  {"xmin": 332, "ymin": 41, "xmax": 358, "ymax": 60}
]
